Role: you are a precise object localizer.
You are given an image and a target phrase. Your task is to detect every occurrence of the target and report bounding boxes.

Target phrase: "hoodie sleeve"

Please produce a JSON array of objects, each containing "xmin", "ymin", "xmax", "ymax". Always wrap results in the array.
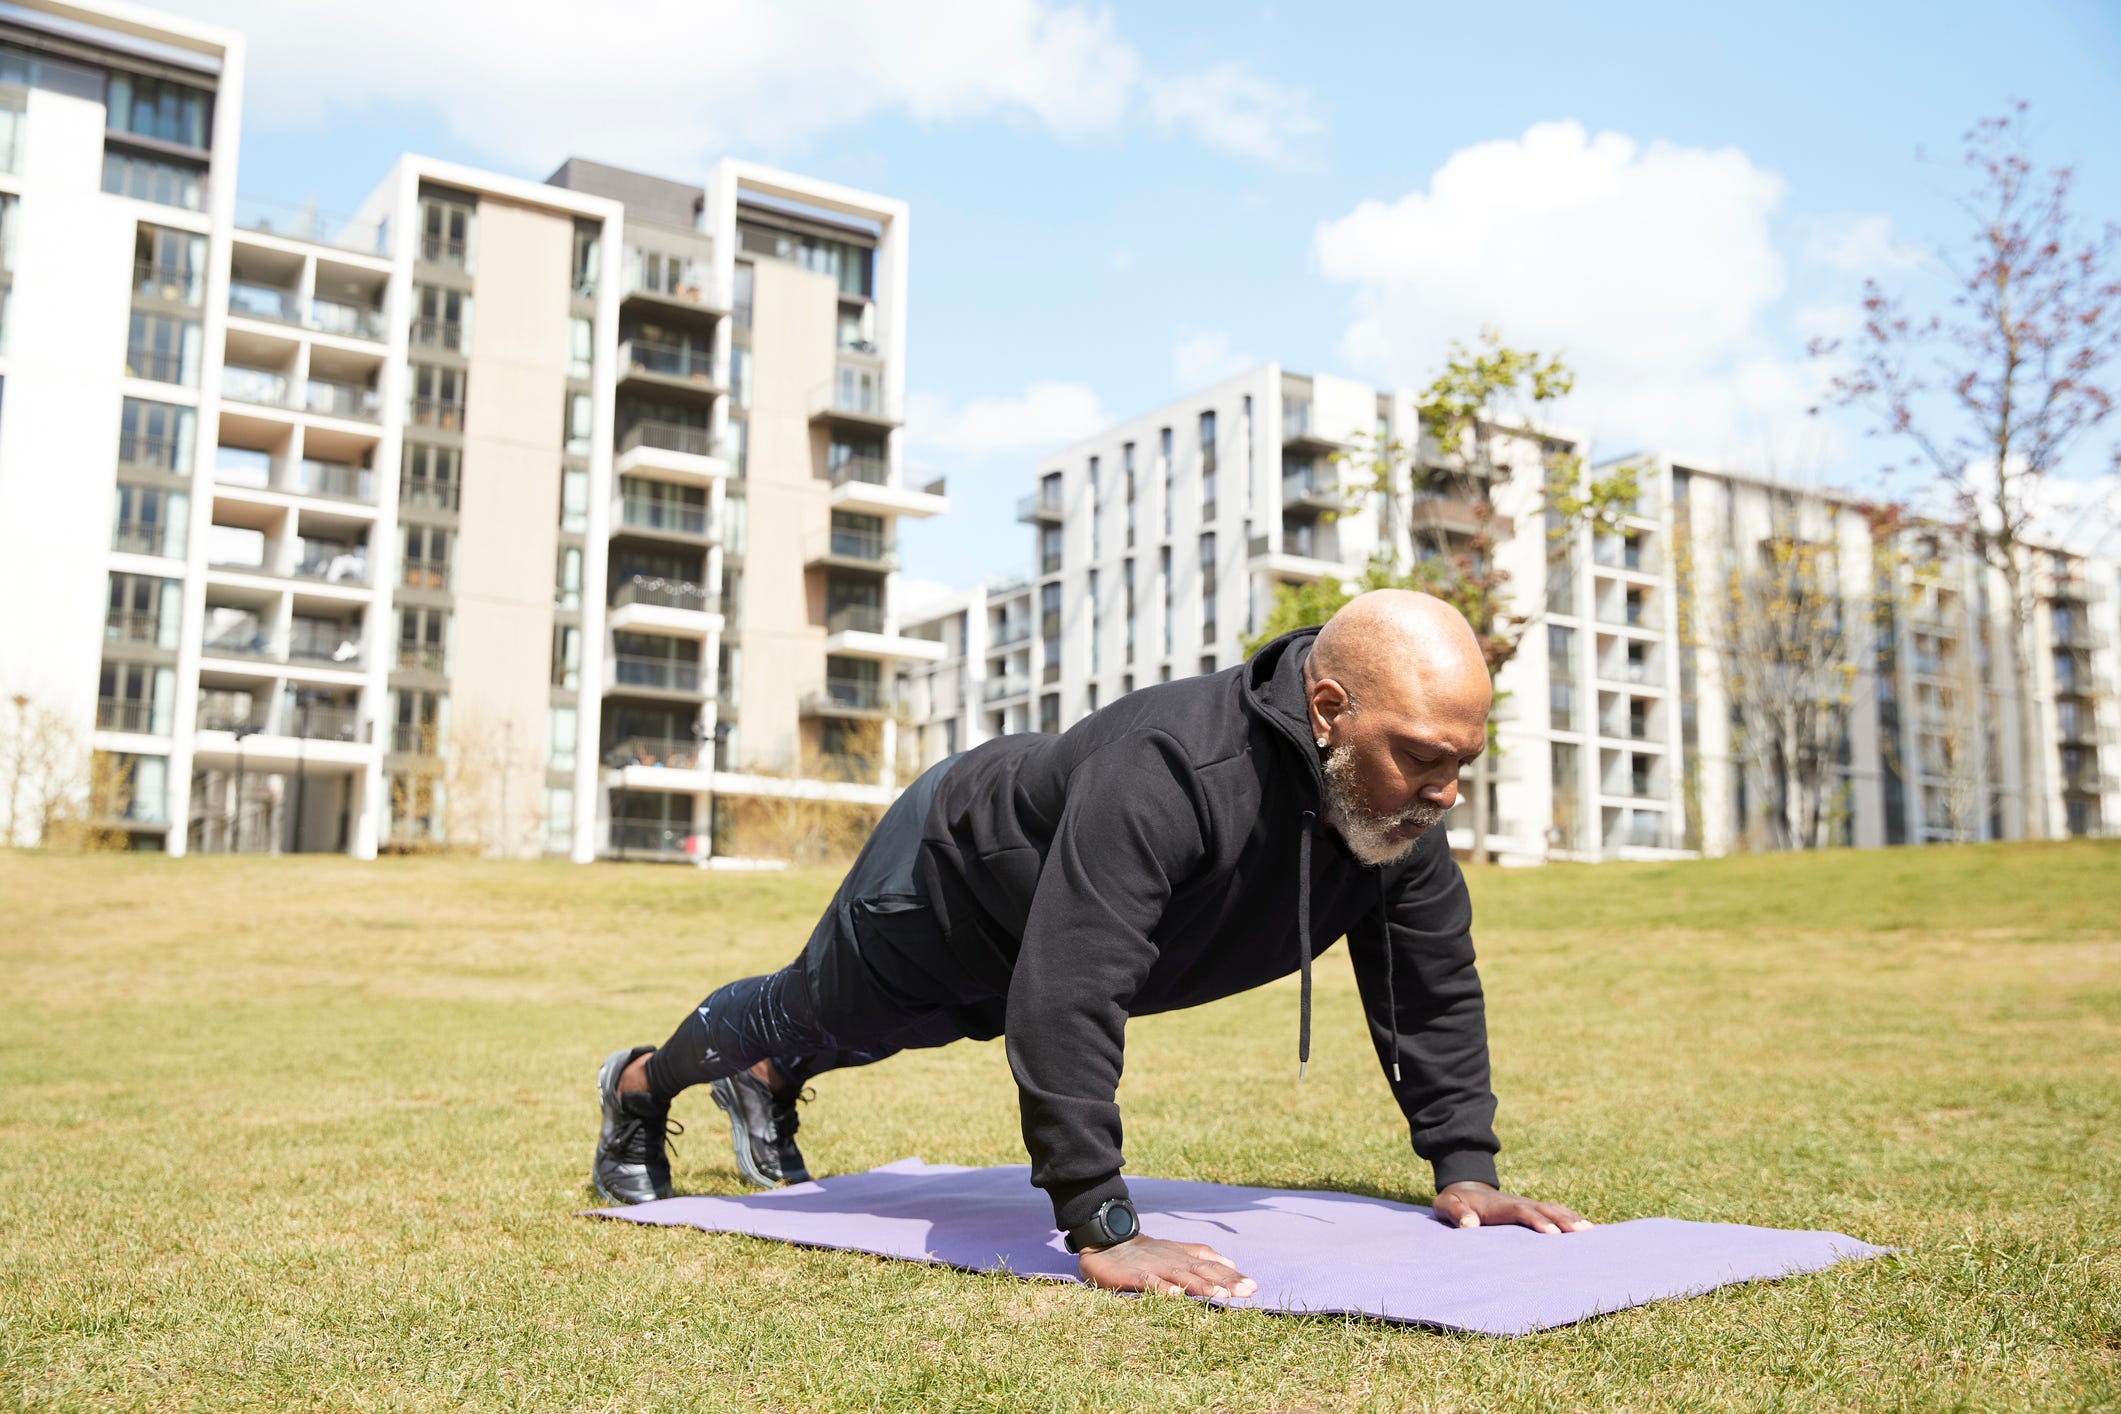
[
  {"xmin": 1005, "ymin": 729, "xmax": 1209, "ymax": 1233},
  {"xmin": 1346, "ymin": 828, "xmax": 1501, "ymax": 1194}
]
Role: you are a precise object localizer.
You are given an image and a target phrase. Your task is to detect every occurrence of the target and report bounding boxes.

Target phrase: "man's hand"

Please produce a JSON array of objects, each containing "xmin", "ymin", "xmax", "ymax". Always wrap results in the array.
[
  {"xmin": 1077, "ymin": 1235, "xmax": 1259, "ymax": 1300},
  {"xmin": 1433, "ymin": 1180, "xmax": 1594, "ymax": 1234}
]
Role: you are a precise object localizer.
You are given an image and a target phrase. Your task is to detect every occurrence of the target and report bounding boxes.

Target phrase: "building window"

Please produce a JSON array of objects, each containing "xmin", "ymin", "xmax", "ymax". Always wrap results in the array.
[
  {"xmin": 101, "ymin": 151, "xmax": 204, "ymax": 211},
  {"xmin": 118, "ymin": 398, "xmax": 193, "ymax": 473},
  {"xmin": 1087, "ymin": 568, "xmax": 1101, "ymax": 675},
  {"xmin": 560, "ymin": 467, "xmax": 589, "ymax": 533},
  {"xmin": 413, "ymin": 285, "xmax": 469, "ymax": 351},
  {"xmin": 107, "ymin": 71, "xmax": 210, "ymax": 149},
  {"xmin": 1199, "ymin": 532, "xmax": 1218, "ymax": 643},
  {"xmin": 402, "ymin": 526, "xmax": 452, "ymax": 591},
  {"xmin": 1123, "ymin": 442, "xmax": 1137, "ymax": 549},
  {"xmin": 571, "ymin": 222, "xmax": 600, "ymax": 297},
  {"xmin": 105, "ymin": 572, "xmax": 180, "ymax": 649},
  {"xmin": 543, "ymin": 786, "xmax": 575, "ymax": 854},
  {"xmin": 556, "ymin": 545, "xmax": 583, "ymax": 609},
  {"xmin": 1199, "ymin": 409, "xmax": 1218, "ymax": 521},
  {"xmin": 112, "ymin": 482, "xmax": 187, "ymax": 559},
  {"xmin": 419, "ymin": 194, "xmax": 474, "ymax": 268},
  {"xmin": 410, "ymin": 364, "xmax": 466, "ymax": 431},
  {"xmin": 1039, "ymin": 693, "xmax": 1060, "ymax": 734},
  {"xmin": 1040, "ymin": 523, "xmax": 1062, "ymax": 577},
  {"xmin": 548, "ymin": 705, "xmax": 578, "ymax": 770},
  {"xmin": 1160, "ymin": 426, "xmax": 1174, "ymax": 537},
  {"xmin": 552, "ymin": 624, "xmax": 581, "ymax": 689},
  {"xmin": 398, "ymin": 606, "xmax": 450, "ymax": 673},
  {"xmin": 1088, "ymin": 455, "xmax": 1102, "ymax": 560},
  {"xmin": 125, "ymin": 312, "xmax": 200, "ymax": 386},
  {"xmin": 565, "ymin": 315, "xmax": 592, "ymax": 379},
  {"xmin": 133, "ymin": 225, "xmax": 205, "ymax": 306},
  {"xmin": 1123, "ymin": 558, "xmax": 1136, "ymax": 664},
  {"xmin": 1160, "ymin": 545, "xmax": 1174, "ymax": 657},
  {"xmin": 401, "ymin": 442, "xmax": 461, "ymax": 511},
  {"xmin": 391, "ymin": 689, "xmax": 447, "ymax": 756}
]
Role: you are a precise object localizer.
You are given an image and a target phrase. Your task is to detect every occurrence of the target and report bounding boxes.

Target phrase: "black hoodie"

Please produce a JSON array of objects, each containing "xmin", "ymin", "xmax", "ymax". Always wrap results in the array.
[{"xmin": 913, "ymin": 625, "xmax": 1501, "ymax": 1231}]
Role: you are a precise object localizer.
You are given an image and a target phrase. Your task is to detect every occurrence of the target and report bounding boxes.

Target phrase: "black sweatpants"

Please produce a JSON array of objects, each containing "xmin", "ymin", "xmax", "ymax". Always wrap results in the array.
[{"xmin": 642, "ymin": 754, "xmax": 1001, "ymax": 1102}]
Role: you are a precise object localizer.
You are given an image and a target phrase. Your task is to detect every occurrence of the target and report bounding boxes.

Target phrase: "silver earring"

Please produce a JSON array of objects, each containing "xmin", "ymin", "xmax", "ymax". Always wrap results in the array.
[{"xmin": 1315, "ymin": 737, "xmax": 1328, "ymax": 748}]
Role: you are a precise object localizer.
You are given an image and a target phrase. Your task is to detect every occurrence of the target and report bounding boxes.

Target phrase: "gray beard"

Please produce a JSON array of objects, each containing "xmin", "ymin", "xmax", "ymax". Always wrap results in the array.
[{"xmin": 1321, "ymin": 745, "xmax": 1449, "ymax": 867}]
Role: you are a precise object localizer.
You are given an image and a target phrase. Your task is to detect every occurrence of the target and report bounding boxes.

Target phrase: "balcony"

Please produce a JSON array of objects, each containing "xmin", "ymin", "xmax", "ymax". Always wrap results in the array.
[
  {"xmin": 983, "ymin": 674, "xmax": 1033, "ymax": 703},
  {"xmin": 293, "ymin": 542, "xmax": 371, "ymax": 586},
  {"xmin": 610, "ymin": 653, "xmax": 705, "ymax": 695},
  {"xmin": 96, "ymin": 697, "xmax": 162, "ymax": 734},
  {"xmin": 418, "ymin": 234, "xmax": 469, "ymax": 269},
  {"xmin": 1407, "ymin": 495, "xmax": 1513, "ymax": 539},
  {"xmin": 134, "ymin": 259, "xmax": 203, "ymax": 307},
  {"xmin": 616, "ymin": 493, "xmax": 715, "ymax": 541},
  {"xmin": 1246, "ymin": 529, "xmax": 1345, "ymax": 584},
  {"xmin": 408, "ymin": 397, "xmax": 466, "ymax": 433},
  {"xmin": 1595, "ymin": 652, "xmax": 1665, "ymax": 689},
  {"xmin": 830, "ymin": 453, "xmax": 890, "ymax": 488},
  {"xmin": 809, "ymin": 363, "xmax": 900, "ymax": 430},
  {"xmin": 221, "ymin": 364, "xmax": 290, "ymax": 409},
  {"xmin": 288, "ymin": 621, "xmax": 363, "ymax": 668},
  {"xmin": 606, "ymin": 574, "xmax": 722, "ymax": 637},
  {"xmin": 1282, "ymin": 466, "xmax": 1354, "ymax": 513},
  {"xmin": 119, "ymin": 432, "xmax": 190, "ymax": 474},
  {"xmin": 1282, "ymin": 400, "xmax": 1346, "ymax": 451},
  {"xmin": 990, "ymin": 620, "xmax": 1032, "ymax": 648},
  {"xmin": 1017, "ymin": 489, "xmax": 1065, "ymax": 525},
  {"xmin": 824, "ymin": 604, "xmax": 948, "ymax": 664},
  {"xmin": 410, "ymin": 317, "xmax": 467, "ymax": 353},
  {"xmin": 1593, "ymin": 535, "xmax": 1660, "ymax": 575},
  {"xmin": 396, "ymin": 641, "xmax": 447, "ymax": 674},
  {"xmin": 104, "ymin": 608, "xmax": 166, "ymax": 645},
  {"xmin": 607, "ymin": 818, "xmax": 698, "ymax": 860},
  {"xmin": 112, "ymin": 518, "xmax": 181, "ymax": 558},
  {"xmin": 400, "ymin": 476, "xmax": 461, "ymax": 513},
  {"xmin": 605, "ymin": 735, "xmax": 711, "ymax": 771},
  {"xmin": 619, "ymin": 338, "xmax": 721, "ymax": 393},
  {"xmin": 400, "ymin": 556, "xmax": 449, "ymax": 592},
  {"xmin": 304, "ymin": 379, "xmax": 380, "ymax": 422},
  {"xmin": 126, "ymin": 345, "xmax": 194, "ymax": 386},
  {"xmin": 799, "ymin": 677, "xmax": 893, "ymax": 720},
  {"xmin": 623, "ymin": 251, "xmax": 729, "ymax": 313},
  {"xmin": 614, "ymin": 419, "xmax": 728, "ymax": 485},
  {"xmin": 833, "ymin": 462, "xmax": 946, "ymax": 519},
  {"xmin": 806, "ymin": 527, "xmax": 897, "ymax": 574}
]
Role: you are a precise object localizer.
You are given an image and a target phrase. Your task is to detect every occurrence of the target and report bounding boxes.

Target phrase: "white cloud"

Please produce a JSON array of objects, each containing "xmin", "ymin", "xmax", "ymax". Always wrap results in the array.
[
  {"xmin": 905, "ymin": 380, "xmax": 1108, "ymax": 457},
  {"xmin": 1313, "ymin": 119, "xmax": 1847, "ymax": 463},
  {"xmin": 170, "ymin": 1, "xmax": 1320, "ymax": 175},
  {"xmin": 892, "ymin": 576, "xmax": 958, "ymax": 617},
  {"xmin": 175, "ymin": 0, "xmax": 1143, "ymax": 173},
  {"xmin": 1170, "ymin": 328, "xmax": 1253, "ymax": 388},
  {"xmin": 1805, "ymin": 214, "xmax": 1926, "ymax": 273},
  {"xmin": 1150, "ymin": 63, "xmax": 1324, "ymax": 166}
]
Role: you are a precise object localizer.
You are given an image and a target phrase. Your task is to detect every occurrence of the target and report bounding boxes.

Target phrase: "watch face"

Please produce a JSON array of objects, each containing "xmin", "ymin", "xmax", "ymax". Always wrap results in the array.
[{"xmin": 1107, "ymin": 1204, "xmax": 1138, "ymax": 1240}]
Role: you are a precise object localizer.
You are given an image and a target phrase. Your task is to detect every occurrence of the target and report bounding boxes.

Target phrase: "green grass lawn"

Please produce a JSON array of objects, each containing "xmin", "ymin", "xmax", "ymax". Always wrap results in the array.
[{"xmin": 2, "ymin": 841, "xmax": 2117, "ymax": 1412}]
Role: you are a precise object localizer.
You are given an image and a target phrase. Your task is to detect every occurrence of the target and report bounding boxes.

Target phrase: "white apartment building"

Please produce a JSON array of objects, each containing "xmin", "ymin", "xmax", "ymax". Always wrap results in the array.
[
  {"xmin": 0, "ymin": 0, "xmax": 945, "ymax": 863},
  {"xmin": 904, "ymin": 366, "xmax": 2121, "ymax": 862}
]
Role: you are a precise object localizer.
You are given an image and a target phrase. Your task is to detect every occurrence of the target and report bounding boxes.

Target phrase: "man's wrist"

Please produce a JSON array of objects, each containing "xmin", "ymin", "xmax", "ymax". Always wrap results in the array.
[{"xmin": 1429, "ymin": 1147, "xmax": 1500, "ymax": 1194}]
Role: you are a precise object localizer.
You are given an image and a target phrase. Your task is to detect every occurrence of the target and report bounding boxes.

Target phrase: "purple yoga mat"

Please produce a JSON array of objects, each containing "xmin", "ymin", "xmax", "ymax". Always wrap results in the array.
[{"xmin": 587, "ymin": 1158, "xmax": 1890, "ymax": 1335}]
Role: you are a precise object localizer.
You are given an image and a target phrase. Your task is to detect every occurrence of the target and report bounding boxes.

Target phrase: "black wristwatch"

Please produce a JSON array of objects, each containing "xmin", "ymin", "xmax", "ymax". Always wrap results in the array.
[{"xmin": 1064, "ymin": 1197, "xmax": 1141, "ymax": 1254}]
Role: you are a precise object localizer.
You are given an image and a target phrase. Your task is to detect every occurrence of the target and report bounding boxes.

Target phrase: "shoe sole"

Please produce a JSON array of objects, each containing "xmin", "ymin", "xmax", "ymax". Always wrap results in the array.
[{"xmin": 710, "ymin": 1077, "xmax": 783, "ymax": 1189}]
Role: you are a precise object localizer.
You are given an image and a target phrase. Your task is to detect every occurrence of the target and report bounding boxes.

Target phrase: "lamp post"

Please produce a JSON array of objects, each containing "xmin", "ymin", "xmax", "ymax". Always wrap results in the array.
[
  {"xmin": 289, "ymin": 688, "xmax": 319, "ymax": 855},
  {"xmin": 232, "ymin": 721, "xmax": 260, "ymax": 853}
]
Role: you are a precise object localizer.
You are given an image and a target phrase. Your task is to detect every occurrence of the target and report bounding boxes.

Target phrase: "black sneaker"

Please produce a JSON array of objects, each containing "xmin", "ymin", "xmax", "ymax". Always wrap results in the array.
[
  {"xmin": 710, "ymin": 1070, "xmax": 811, "ymax": 1187},
  {"xmin": 592, "ymin": 1045, "xmax": 681, "ymax": 1205}
]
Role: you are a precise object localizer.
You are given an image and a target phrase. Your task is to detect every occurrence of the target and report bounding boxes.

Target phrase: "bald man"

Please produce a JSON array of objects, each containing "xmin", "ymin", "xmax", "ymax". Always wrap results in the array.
[{"xmin": 592, "ymin": 591, "xmax": 1590, "ymax": 1299}]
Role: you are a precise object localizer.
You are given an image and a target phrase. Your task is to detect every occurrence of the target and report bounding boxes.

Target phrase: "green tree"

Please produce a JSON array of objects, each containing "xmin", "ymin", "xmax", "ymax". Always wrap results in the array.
[{"xmin": 1246, "ymin": 332, "xmax": 1636, "ymax": 861}]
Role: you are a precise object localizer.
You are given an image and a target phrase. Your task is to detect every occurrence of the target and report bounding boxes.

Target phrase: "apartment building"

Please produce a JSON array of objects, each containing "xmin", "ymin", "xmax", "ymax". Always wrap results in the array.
[
  {"xmin": 904, "ymin": 365, "xmax": 2121, "ymax": 861},
  {"xmin": 0, "ymin": 0, "xmax": 945, "ymax": 863}
]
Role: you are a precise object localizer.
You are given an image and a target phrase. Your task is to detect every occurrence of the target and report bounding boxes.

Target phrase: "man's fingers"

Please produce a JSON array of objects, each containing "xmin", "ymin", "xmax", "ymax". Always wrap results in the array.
[
  {"xmin": 1179, "ymin": 1241, "xmax": 1236, "ymax": 1267},
  {"xmin": 1539, "ymin": 1201, "xmax": 1594, "ymax": 1231}
]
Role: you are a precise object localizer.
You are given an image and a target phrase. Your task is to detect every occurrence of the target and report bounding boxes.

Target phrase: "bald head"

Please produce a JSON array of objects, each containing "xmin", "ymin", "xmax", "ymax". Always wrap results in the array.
[
  {"xmin": 1309, "ymin": 590, "xmax": 1491, "ymax": 720},
  {"xmin": 1303, "ymin": 591, "xmax": 1491, "ymax": 863}
]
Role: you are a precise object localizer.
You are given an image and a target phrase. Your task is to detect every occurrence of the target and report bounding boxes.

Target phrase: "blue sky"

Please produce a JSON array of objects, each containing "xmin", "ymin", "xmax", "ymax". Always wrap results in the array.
[{"xmin": 173, "ymin": 0, "xmax": 2121, "ymax": 593}]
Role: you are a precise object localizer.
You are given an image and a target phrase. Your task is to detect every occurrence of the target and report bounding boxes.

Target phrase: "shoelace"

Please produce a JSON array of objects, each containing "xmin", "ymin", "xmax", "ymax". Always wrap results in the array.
[
  {"xmin": 616, "ymin": 1111, "xmax": 683, "ymax": 1165},
  {"xmin": 770, "ymin": 1085, "xmax": 817, "ymax": 1140}
]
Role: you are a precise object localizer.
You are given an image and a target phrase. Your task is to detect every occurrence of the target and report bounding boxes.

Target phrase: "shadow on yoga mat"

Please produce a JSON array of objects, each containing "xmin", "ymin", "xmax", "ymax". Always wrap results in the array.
[{"xmin": 587, "ymin": 1157, "xmax": 1890, "ymax": 1336}]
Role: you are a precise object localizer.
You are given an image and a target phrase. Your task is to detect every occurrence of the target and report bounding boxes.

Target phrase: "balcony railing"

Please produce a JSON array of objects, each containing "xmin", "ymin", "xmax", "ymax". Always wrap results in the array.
[
  {"xmin": 618, "ymin": 495, "xmax": 712, "ymax": 538},
  {"xmin": 990, "ymin": 620, "xmax": 1031, "ymax": 648},
  {"xmin": 1017, "ymin": 489, "xmax": 1065, "ymax": 524},
  {"xmin": 96, "ymin": 697, "xmax": 159, "ymax": 733},
  {"xmin": 227, "ymin": 281, "xmax": 298, "ymax": 323},
  {"xmin": 221, "ymin": 365, "xmax": 289, "ymax": 407},
  {"xmin": 290, "ymin": 459, "xmax": 374, "ymax": 502},
  {"xmin": 829, "ymin": 453, "xmax": 890, "ymax": 487},
  {"xmin": 282, "ymin": 703, "xmax": 364, "ymax": 742},
  {"xmin": 606, "ymin": 736, "xmax": 709, "ymax": 770},
  {"xmin": 623, "ymin": 252, "xmax": 727, "ymax": 309},
  {"xmin": 982, "ymin": 674, "xmax": 1033, "ymax": 702},
  {"xmin": 826, "ymin": 604, "xmax": 886, "ymax": 636},
  {"xmin": 294, "ymin": 545, "xmax": 371, "ymax": 585},
  {"xmin": 401, "ymin": 556, "xmax": 450, "ymax": 591},
  {"xmin": 419, "ymin": 234, "xmax": 468, "ymax": 268},
  {"xmin": 288, "ymin": 624, "xmax": 362, "ymax": 665},
  {"xmin": 396, "ymin": 641, "xmax": 447, "ymax": 673},
  {"xmin": 1594, "ymin": 538, "xmax": 1660, "ymax": 573},
  {"xmin": 305, "ymin": 380, "xmax": 380, "ymax": 421},
  {"xmin": 408, "ymin": 397, "xmax": 466, "ymax": 432},
  {"xmin": 1598, "ymin": 658, "xmax": 1661, "ymax": 686},
  {"xmin": 1281, "ymin": 528, "xmax": 1339, "ymax": 562},
  {"xmin": 400, "ymin": 477, "xmax": 461, "ymax": 512},
  {"xmin": 202, "ymin": 624, "xmax": 276, "ymax": 659},
  {"xmin": 811, "ymin": 527, "xmax": 894, "ymax": 568},
  {"xmin": 608, "ymin": 819, "xmax": 695, "ymax": 858},
  {"xmin": 611, "ymin": 575, "xmax": 717, "ymax": 613},
  {"xmin": 802, "ymin": 677, "xmax": 889, "ymax": 714},
  {"xmin": 119, "ymin": 433, "xmax": 189, "ymax": 472},
  {"xmin": 104, "ymin": 608, "xmax": 163, "ymax": 643},
  {"xmin": 126, "ymin": 346, "xmax": 192, "ymax": 385},
  {"xmin": 612, "ymin": 654, "xmax": 703, "ymax": 693},
  {"xmin": 308, "ymin": 300, "xmax": 386, "ymax": 341},
  {"xmin": 621, "ymin": 338, "xmax": 718, "ymax": 384},
  {"xmin": 392, "ymin": 722, "xmax": 442, "ymax": 755},
  {"xmin": 618, "ymin": 419, "xmax": 720, "ymax": 460},
  {"xmin": 111, "ymin": 519, "xmax": 178, "ymax": 557},
  {"xmin": 134, "ymin": 259, "xmax": 203, "ymax": 306},
  {"xmin": 410, "ymin": 317, "xmax": 466, "ymax": 352}
]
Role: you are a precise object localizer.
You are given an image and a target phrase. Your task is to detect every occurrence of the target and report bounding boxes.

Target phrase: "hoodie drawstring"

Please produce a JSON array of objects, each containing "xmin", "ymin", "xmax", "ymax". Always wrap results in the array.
[
  {"xmin": 1296, "ymin": 810, "xmax": 1314, "ymax": 1079},
  {"xmin": 1294, "ymin": 814, "xmax": 1403, "ymax": 1087},
  {"xmin": 1379, "ymin": 875, "xmax": 1400, "ymax": 1083}
]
